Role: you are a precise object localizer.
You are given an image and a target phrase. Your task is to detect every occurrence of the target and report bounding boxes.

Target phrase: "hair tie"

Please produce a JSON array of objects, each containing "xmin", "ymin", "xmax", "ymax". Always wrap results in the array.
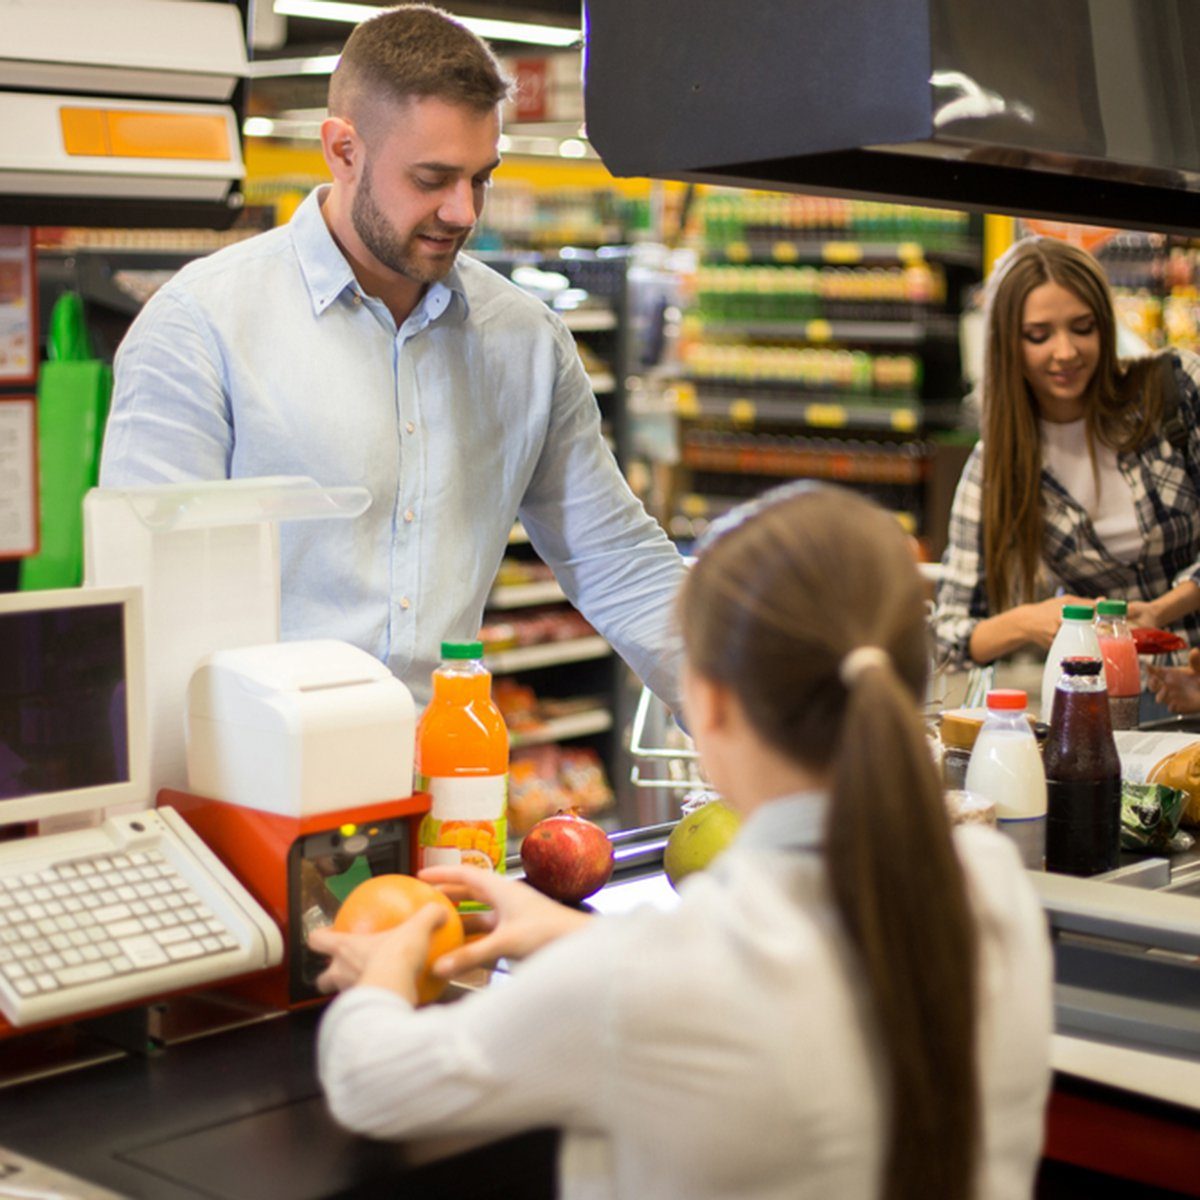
[{"xmin": 840, "ymin": 645, "xmax": 890, "ymax": 688}]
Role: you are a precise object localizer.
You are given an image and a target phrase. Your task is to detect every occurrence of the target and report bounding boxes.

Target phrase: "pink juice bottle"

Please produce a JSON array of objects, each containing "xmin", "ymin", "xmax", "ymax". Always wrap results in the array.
[{"xmin": 1095, "ymin": 600, "xmax": 1139, "ymax": 730}]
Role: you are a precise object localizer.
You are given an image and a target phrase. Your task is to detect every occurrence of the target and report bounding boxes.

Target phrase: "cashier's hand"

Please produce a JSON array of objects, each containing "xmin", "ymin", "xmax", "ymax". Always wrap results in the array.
[
  {"xmin": 307, "ymin": 904, "xmax": 447, "ymax": 1004},
  {"xmin": 419, "ymin": 866, "xmax": 592, "ymax": 978},
  {"xmin": 1147, "ymin": 647, "xmax": 1200, "ymax": 715}
]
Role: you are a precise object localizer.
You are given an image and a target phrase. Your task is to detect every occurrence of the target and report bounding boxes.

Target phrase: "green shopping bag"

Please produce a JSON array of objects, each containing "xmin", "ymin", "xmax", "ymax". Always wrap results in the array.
[{"xmin": 19, "ymin": 293, "xmax": 112, "ymax": 591}]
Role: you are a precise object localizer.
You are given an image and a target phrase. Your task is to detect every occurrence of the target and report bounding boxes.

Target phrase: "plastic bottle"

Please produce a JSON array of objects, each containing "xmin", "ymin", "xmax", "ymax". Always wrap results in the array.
[
  {"xmin": 1094, "ymin": 599, "xmax": 1140, "ymax": 731},
  {"xmin": 1043, "ymin": 657, "xmax": 1122, "ymax": 876},
  {"xmin": 1040, "ymin": 604, "xmax": 1104, "ymax": 723},
  {"xmin": 416, "ymin": 641, "xmax": 509, "ymax": 873},
  {"xmin": 964, "ymin": 688, "xmax": 1046, "ymax": 870}
]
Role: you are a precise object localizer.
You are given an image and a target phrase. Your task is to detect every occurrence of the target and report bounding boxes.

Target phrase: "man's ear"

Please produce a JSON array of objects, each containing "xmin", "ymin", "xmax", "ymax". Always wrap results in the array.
[{"xmin": 320, "ymin": 116, "xmax": 359, "ymax": 180}]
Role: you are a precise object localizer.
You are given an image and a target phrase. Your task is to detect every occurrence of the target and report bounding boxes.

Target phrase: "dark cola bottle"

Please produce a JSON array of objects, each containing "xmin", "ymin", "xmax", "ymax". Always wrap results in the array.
[{"xmin": 1043, "ymin": 657, "xmax": 1122, "ymax": 876}]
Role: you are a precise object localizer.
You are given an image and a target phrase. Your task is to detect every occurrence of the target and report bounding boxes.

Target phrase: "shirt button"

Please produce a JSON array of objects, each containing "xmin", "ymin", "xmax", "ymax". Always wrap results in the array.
[
  {"xmin": 405, "ymin": 421, "xmax": 415, "ymax": 434},
  {"xmin": 351, "ymin": 293, "xmax": 362, "ymax": 306},
  {"xmin": 400, "ymin": 597, "xmax": 411, "ymax": 611},
  {"xmin": 404, "ymin": 509, "xmax": 415, "ymax": 523}
]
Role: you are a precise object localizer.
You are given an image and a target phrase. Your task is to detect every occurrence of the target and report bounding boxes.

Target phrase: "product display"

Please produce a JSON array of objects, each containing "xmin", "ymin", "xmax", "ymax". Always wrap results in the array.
[
  {"xmin": 1094, "ymin": 600, "xmax": 1140, "ymax": 731},
  {"xmin": 416, "ymin": 642, "xmax": 510, "ymax": 872},
  {"xmin": 507, "ymin": 745, "xmax": 614, "ymax": 835},
  {"xmin": 1043, "ymin": 658, "xmax": 1122, "ymax": 877},
  {"xmin": 1120, "ymin": 782, "xmax": 1193, "ymax": 854},
  {"xmin": 964, "ymin": 689, "xmax": 1047, "ymax": 870},
  {"xmin": 1040, "ymin": 604, "xmax": 1103, "ymax": 723}
]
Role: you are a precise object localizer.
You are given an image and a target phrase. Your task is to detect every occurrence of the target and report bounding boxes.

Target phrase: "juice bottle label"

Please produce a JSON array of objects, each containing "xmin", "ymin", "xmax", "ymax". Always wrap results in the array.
[{"xmin": 417, "ymin": 774, "xmax": 508, "ymax": 872}]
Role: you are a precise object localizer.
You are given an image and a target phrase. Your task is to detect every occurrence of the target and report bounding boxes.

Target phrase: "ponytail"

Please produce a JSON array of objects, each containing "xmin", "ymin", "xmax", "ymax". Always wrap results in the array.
[{"xmin": 829, "ymin": 662, "xmax": 979, "ymax": 1200}]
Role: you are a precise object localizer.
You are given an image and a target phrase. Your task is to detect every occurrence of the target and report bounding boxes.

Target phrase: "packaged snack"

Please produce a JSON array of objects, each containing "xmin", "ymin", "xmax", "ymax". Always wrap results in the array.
[{"xmin": 1120, "ymin": 782, "xmax": 1194, "ymax": 853}]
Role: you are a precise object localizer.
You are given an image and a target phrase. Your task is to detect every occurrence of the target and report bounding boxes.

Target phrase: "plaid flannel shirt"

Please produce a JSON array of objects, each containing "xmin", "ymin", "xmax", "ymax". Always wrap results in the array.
[{"xmin": 934, "ymin": 349, "xmax": 1200, "ymax": 668}]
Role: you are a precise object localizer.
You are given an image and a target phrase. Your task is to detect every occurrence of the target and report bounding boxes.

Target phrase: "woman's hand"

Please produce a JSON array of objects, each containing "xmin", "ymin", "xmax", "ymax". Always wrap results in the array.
[
  {"xmin": 1147, "ymin": 647, "xmax": 1200, "ymax": 715},
  {"xmin": 307, "ymin": 903, "xmax": 447, "ymax": 1003},
  {"xmin": 1019, "ymin": 595, "xmax": 1097, "ymax": 651},
  {"xmin": 1126, "ymin": 600, "xmax": 1162, "ymax": 630},
  {"xmin": 418, "ymin": 865, "xmax": 592, "ymax": 978}
]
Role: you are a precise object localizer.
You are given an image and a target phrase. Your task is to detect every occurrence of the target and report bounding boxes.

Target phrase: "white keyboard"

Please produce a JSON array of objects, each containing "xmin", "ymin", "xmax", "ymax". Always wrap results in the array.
[{"xmin": 0, "ymin": 807, "xmax": 283, "ymax": 1027}]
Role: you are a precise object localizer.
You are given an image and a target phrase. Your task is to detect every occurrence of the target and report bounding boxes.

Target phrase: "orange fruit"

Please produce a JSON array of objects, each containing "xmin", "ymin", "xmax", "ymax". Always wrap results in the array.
[{"xmin": 333, "ymin": 874, "xmax": 464, "ymax": 1004}]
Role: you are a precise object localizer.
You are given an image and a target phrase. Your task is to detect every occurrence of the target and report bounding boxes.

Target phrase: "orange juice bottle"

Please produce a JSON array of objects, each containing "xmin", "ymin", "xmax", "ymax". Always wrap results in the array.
[{"xmin": 416, "ymin": 641, "xmax": 509, "ymax": 872}]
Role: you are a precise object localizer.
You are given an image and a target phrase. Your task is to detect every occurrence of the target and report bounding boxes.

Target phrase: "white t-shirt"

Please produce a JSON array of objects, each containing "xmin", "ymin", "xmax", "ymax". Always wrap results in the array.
[
  {"xmin": 1040, "ymin": 417, "xmax": 1143, "ymax": 563},
  {"xmin": 318, "ymin": 794, "xmax": 1054, "ymax": 1200}
]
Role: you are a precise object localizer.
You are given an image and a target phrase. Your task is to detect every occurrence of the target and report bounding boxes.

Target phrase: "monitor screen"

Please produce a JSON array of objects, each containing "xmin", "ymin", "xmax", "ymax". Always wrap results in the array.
[{"xmin": 0, "ymin": 586, "xmax": 147, "ymax": 827}]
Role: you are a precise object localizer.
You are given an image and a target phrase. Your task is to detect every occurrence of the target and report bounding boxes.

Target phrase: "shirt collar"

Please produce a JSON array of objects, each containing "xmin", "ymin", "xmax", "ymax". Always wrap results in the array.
[
  {"xmin": 289, "ymin": 186, "xmax": 470, "ymax": 325},
  {"xmin": 734, "ymin": 791, "xmax": 827, "ymax": 853}
]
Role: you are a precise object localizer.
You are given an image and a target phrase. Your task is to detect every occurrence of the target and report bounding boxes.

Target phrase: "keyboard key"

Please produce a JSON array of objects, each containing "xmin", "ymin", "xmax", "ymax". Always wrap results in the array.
[
  {"xmin": 14, "ymin": 978, "xmax": 36, "ymax": 996},
  {"xmin": 93, "ymin": 904, "xmax": 132, "ymax": 924},
  {"xmin": 118, "ymin": 936, "xmax": 168, "ymax": 968},
  {"xmin": 34, "ymin": 973, "xmax": 56, "ymax": 991},
  {"xmin": 165, "ymin": 941, "xmax": 204, "ymax": 961},
  {"xmin": 56, "ymin": 961, "xmax": 114, "ymax": 987},
  {"xmin": 61, "ymin": 949, "xmax": 83, "ymax": 966},
  {"xmin": 155, "ymin": 927, "xmax": 192, "ymax": 946},
  {"xmin": 108, "ymin": 919, "xmax": 144, "ymax": 940}
]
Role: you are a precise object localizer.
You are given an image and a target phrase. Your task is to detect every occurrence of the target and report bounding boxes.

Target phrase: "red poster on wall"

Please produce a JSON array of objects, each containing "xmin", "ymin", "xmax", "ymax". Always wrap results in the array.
[{"xmin": 512, "ymin": 58, "xmax": 549, "ymax": 122}]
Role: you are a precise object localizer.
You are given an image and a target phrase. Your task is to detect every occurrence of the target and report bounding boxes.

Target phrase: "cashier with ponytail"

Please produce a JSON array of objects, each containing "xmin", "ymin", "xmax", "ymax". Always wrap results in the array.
[
  {"xmin": 934, "ymin": 235, "xmax": 1200, "ymax": 671},
  {"xmin": 312, "ymin": 484, "xmax": 1052, "ymax": 1200}
]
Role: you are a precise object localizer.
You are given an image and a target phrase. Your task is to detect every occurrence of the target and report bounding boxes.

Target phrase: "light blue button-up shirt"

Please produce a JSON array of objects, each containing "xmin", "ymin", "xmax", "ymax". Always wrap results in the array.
[{"xmin": 100, "ymin": 187, "xmax": 686, "ymax": 709}]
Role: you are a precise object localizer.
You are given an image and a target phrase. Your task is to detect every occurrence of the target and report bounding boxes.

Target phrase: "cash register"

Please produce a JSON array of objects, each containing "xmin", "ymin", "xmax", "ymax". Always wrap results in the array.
[{"xmin": 0, "ymin": 583, "xmax": 283, "ymax": 1029}]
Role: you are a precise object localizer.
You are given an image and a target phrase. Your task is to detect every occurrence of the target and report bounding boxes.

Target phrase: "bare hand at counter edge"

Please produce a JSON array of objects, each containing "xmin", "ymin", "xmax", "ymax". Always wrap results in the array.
[
  {"xmin": 967, "ymin": 580, "xmax": 1200, "ymax": 665},
  {"xmin": 1148, "ymin": 646, "xmax": 1200, "ymax": 715}
]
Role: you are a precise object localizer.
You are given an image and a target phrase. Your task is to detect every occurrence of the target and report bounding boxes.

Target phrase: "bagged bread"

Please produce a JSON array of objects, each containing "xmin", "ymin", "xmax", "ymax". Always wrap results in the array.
[{"xmin": 1113, "ymin": 731, "xmax": 1200, "ymax": 827}]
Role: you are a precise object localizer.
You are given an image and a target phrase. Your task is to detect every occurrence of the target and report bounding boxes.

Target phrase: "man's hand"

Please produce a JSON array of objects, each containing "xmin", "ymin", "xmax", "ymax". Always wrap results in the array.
[
  {"xmin": 1147, "ymin": 647, "xmax": 1200, "ymax": 716},
  {"xmin": 307, "ymin": 903, "xmax": 447, "ymax": 1003},
  {"xmin": 418, "ymin": 865, "xmax": 591, "ymax": 978},
  {"xmin": 1126, "ymin": 600, "xmax": 1162, "ymax": 630}
]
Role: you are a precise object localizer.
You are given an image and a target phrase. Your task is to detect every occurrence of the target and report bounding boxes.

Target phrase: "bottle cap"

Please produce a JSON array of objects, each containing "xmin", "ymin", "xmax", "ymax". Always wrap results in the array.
[
  {"xmin": 441, "ymin": 640, "xmax": 484, "ymax": 659},
  {"xmin": 1096, "ymin": 599, "xmax": 1127, "ymax": 617},
  {"xmin": 1061, "ymin": 656, "xmax": 1103, "ymax": 676},
  {"xmin": 1062, "ymin": 604, "xmax": 1095, "ymax": 620},
  {"xmin": 985, "ymin": 688, "xmax": 1027, "ymax": 711}
]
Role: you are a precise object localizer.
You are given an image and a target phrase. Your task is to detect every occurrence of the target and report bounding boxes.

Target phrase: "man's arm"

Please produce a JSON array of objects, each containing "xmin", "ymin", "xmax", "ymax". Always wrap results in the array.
[
  {"xmin": 517, "ymin": 316, "xmax": 687, "ymax": 716},
  {"xmin": 100, "ymin": 286, "xmax": 233, "ymax": 485}
]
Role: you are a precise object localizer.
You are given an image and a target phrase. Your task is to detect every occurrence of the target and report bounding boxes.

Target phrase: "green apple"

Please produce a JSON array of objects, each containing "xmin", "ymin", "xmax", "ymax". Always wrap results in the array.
[{"xmin": 663, "ymin": 800, "xmax": 742, "ymax": 889}]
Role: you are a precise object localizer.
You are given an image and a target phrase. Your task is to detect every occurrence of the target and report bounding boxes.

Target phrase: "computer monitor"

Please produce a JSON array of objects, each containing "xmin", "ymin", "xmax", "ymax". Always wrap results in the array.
[{"xmin": 0, "ymin": 585, "xmax": 148, "ymax": 827}]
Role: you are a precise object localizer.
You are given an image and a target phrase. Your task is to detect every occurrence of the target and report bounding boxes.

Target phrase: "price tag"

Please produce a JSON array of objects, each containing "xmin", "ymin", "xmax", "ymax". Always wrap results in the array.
[
  {"xmin": 890, "ymin": 408, "xmax": 919, "ymax": 432},
  {"xmin": 772, "ymin": 241, "xmax": 799, "ymax": 263},
  {"xmin": 823, "ymin": 242, "xmax": 863, "ymax": 264},
  {"xmin": 673, "ymin": 382, "xmax": 700, "ymax": 417},
  {"xmin": 729, "ymin": 398, "xmax": 757, "ymax": 424},
  {"xmin": 805, "ymin": 319, "xmax": 834, "ymax": 343},
  {"xmin": 897, "ymin": 241, "xmax": 925, "ymax": 265},
  {"xmin": 726, "ymin": 241, "xmax": 750, "ymax": 263},
  {"xmin": 805, "ymin": 403, "xmax": 847, "ymax": 429}
]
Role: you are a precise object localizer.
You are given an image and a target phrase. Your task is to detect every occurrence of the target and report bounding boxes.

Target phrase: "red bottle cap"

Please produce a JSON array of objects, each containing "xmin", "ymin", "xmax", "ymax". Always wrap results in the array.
[{"xmin": 985, "ymin": 688, "xmax": 1027, "ymax": 711}]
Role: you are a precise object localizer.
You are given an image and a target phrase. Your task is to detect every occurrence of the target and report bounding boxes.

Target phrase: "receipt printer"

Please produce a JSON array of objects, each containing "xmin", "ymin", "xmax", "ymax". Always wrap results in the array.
[{"xmin": 185, "ymin": 640, "xmax": 416, "ymax": 816}]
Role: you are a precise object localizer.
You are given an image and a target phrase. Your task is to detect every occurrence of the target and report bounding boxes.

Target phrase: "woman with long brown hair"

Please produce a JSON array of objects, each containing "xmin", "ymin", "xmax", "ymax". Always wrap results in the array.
[
  {"xmin": 311, "ymin": 484, "xmax": 1051, "ymax": 1200},
  {"xmin": 934, "ymin": 235, "xmax": 1200, "ymax": 669}
]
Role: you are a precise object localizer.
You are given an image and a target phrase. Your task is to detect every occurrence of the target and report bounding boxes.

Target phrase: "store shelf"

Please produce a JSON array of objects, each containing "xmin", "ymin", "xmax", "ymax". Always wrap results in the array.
[
  {"xmin": 675, "ymin": 385, "xmax": 927, "ymax": 433},
  {"xmin": 484, "ymin": 636, "xmax": 612, "ymax": 674},
  {"xmin": 488, "ymin": 579, "xmax": 568, "ymax": 609},
  {"xmin": 507, "ymin": 522, "xmax": 531, "ymax": 546},
  {"xmin": 710, "ymin": 237, "xmax": 980, "ymax": 269},
  {"xmin": 681, "ymin": 436, "xmax": 929, "ymax": 485},
  {"xmin": 588, "ymin": 371, "xmax": 616, "ymax": 394},
  {"xmin": 560, "ymin": 308, "xmax": 618, "ymax": 332},
  {"xmin": 696, "ymin": 317, "xmax": 958, "ymax": 345},
  {"xmin": 509, "ymin": 707, "xmax": 614, "ymax": 748}
]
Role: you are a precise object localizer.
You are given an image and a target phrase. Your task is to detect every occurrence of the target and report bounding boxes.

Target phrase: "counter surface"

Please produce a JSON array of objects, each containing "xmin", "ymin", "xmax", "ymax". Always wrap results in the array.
[{"xmin": 0, "ymin": 1002, "xmax": 557, "ymax": 1200}]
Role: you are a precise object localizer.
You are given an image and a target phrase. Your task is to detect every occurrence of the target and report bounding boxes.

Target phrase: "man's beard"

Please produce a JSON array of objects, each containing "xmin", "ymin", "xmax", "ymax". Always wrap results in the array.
[{"xmin": 351, "ymin": 158, "xmax": 469, "ymax": 285}]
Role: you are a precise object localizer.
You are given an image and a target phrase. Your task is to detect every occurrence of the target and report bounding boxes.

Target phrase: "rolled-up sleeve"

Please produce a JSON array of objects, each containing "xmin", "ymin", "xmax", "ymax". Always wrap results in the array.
[
  {"xmin": 933, "ymin": 442, "xmax": 989, "ymax": 668},
  {"xmin": 518, "ymin": 315, "xmax": 687, "ymax": 715}
]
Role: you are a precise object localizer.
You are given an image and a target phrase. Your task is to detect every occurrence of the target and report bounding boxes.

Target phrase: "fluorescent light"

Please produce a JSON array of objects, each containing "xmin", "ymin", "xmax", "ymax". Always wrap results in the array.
[
  {"xmin": 272, "ymin": 0, "xmax": 580, "ymax": 47},
  {"xmin": 246, "ymin": 54, "xmax": 341, "ymax": 77},
  {"xmin": 242, "ymin": 116, "xmax": 277, "ymax": 137},
  {"xmin": 558, "ymin": 138, "xmax": 587, "ymax": 158}
]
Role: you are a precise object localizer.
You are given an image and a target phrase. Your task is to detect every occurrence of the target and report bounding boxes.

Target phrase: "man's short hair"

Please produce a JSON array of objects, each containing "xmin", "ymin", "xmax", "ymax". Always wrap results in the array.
[{"xmin": 329, "ymin": 4, "xmax": 510, "ymax": 129}]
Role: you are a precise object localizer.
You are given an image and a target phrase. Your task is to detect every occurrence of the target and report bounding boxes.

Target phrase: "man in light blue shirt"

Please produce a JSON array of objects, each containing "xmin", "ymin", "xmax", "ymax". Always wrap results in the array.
[{"xmin": 100, "ymin": 5, "xmax": 685, "ymax": 711}]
